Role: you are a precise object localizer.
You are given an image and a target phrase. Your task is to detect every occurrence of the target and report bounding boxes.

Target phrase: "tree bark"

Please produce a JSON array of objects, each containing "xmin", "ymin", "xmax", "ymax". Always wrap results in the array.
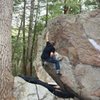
[
  {"xmin": 0, "ymin": 0, "xmax": 14, "ymax": 100},
  {"xmin": 45, "ymin": 0, "xmax": 48, "ymax": 27},
  {"xmin": 64, "ymin": 5, "xmax": 68, "ymax": 14},
  {"xmin": 79, "ymin": 0, "xmax": 82, "ymax": 13},
  {"xmin": 30, "ymin": 0, "xmax": 40, "ymax": 77},
  {"xmin": 22, "ymin": 0, "xmax": 26, "ymax": 75},
  {"xmin": 26, "ymin": 0, "xmax": 35, "ymax": 76}
]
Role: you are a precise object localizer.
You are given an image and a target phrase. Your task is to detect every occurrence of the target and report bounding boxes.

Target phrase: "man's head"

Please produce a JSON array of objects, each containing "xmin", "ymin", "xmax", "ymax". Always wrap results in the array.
[{"xmin": 50, "ymin": 40, "xmax": 56, "ymax": 46}]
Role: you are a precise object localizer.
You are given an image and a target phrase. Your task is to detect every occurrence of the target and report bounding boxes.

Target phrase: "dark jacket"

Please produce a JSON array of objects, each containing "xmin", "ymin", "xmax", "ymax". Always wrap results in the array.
[{"xmin": 41, "ymin": 41, "xmax": 55, "ymax": 60}]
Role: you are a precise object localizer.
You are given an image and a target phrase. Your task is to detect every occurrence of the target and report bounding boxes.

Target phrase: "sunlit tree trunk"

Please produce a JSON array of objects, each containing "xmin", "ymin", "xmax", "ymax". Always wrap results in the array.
[
  {"xmin": 31, "ymin": 0, "xmax": 40, "ymax": 77},
  {"xmin": 26, "ymin": 0, "xmax": 35, "ymax": 76},
  {"xmin": 0, "ymin": 0, "xmax": 14, "ymax": 100}
]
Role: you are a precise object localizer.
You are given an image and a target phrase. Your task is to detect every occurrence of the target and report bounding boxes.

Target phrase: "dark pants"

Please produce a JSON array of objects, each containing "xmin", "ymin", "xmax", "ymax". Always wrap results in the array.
[{"xmin": 43, "ymin": 57, "xmax": 60, "ymax": 70}]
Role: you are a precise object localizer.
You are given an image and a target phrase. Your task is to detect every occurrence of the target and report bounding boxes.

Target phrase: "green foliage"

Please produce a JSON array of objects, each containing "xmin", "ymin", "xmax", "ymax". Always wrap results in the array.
[
  {"xmin": 48, "ymin": 2, "xmax": 63, "ymax": 17},
  {"xmin": 36, "ymin": 22, "xmax": 44, "ymax": 33},
  {"xmin": 14, "ymin": 0, "xmax": 24, "ymax": 6},
  {"xmin": 84, "ymin": 0, "xmax": 99, "ymax": 9},
  {"xmin": 64, "ymin": 0, "xmax": 81, "ymax": 14},
  {"xmin": 84, "ymin": 0, "xmax": 97, "ymax": 6},
  {"xmin": 13, "ymin": 0, "xmax": 24, "ymax": 13},
  {"xmin": 12, "ymin": 36, "xmax": 23, "ymax": 57},
  {"xmin": 12, "ymin": 30, "xmax": 23, "ymax": 75}
]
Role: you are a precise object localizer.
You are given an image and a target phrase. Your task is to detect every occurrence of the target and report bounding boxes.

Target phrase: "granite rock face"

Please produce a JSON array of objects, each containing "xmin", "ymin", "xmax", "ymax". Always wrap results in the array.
[
  {"xmin": 13, "ymin": 77, "xmax": 71, "ymax": 100},
  {"xmin": 14, "ymin": 9, "xmax": 100, "ymax": 100},
  {"xmin": 13, "ymin": 77, "xmax": 54, "ymax": 100},
  {"xmin": 47, "ymin": 9, "xmax": 100, "ymax": 67}
]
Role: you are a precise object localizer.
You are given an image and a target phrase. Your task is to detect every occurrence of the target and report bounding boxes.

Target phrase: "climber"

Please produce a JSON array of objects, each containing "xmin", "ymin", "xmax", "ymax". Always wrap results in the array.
[{"xmin": 41, "ymin": 31, "xmax": 62, "ymax": 75}]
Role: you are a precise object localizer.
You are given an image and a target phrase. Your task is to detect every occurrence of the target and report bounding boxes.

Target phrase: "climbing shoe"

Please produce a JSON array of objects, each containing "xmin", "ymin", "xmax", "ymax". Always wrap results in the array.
[
  {"xmin": 57, "ymin": 72, "xmax": 62, "ymax": 76},
  {"xmin": 56, "ymin": 70, "xmax": 62, "ymax": 76}
]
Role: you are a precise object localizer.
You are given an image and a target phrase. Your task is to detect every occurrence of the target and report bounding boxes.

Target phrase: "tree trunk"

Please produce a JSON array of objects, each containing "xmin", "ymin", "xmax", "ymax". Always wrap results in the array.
[
  {"xmin": 79, "ymin": 0, "xmax": 82, "ymax": 13},
  {"xmin": 0, "ymin": 0, "xmax": 14, "ymax": 100},
  {"xmin": 22, "ymin": 0, "xmax": 26, "ymax": 75},
  {"xmin": 12, "ymin": 17, "xmax": 23, "ymax": 75},
  {"xmin": 45, "ymin": 0, "xmax": 48, "ymax": 27},
  {"xmin": 64, "ymin": 5, "xmax": 68, "ymax": 14},
  {"xmin": 26, "ymin": 0, "xmax": 35, "ymax": 76},
  {"xmin": 63, "ymin": 0, "xmax": 69, "ymax": 14},
  {"xmin": 12, "ymin": 17, "xmax": 23, "ymax": 59},
  {"xmin": 30, "ymin": 0, "xmax": 40, "ymax": 77}
]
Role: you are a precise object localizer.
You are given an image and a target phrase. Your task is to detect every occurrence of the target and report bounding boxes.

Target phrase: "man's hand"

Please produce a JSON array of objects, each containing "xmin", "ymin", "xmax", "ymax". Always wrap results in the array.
[{"xmin": 50, "ymin": 52, "xmax": 54, "ymax": 57}]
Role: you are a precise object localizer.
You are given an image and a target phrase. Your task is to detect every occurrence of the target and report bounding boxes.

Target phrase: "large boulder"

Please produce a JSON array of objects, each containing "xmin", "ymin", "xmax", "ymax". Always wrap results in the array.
[
  {"xmin": 47, "ymin": 9, "xmax": 100, "ymax": 67},
  {"xmin": 33, "ymin": 9, "xmax": 100, "ymax": 100}
]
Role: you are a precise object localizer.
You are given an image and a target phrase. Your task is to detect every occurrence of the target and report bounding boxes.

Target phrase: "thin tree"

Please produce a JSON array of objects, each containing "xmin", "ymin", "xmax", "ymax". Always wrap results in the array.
[
  {"xmin": 45, "ymin": 0, "xmax": 49, "ymax": 27},
  {"xmin": 64, "ymin": 0, "xmax": 68, "ymax": 14},
  {"xmin": 26, "ymin": 0, "xmax": 35, "ymax": 76},
  {"xmin": 22, "ymin": 0, "xmax": 27, "ymax": 75},
  {"xmin": 0, "ymin": 0, "xmax": 14, "ymax": 99},
  {"xmin": 31, "ymin": 0, "xmax": 40, "ymax": 78},
  {"xmin": 79, "ymin": 0, "xmax": 83, "ymax": 13},
  {"xmin": 12, "ymin": 16, "xmax": 23, "ymax": 75}
]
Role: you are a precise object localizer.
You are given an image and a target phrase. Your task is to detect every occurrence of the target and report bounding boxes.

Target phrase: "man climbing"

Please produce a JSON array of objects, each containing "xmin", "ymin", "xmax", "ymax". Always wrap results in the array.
[{"xmin": 41, "ymin": 31, "xmax": 62, "ymax": 75}]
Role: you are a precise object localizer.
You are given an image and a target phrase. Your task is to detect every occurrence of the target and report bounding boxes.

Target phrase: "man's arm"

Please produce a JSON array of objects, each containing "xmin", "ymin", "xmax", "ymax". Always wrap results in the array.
[{"xmin": 46, "ymin": 32, "xmax": 49, "ymax": 42}]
